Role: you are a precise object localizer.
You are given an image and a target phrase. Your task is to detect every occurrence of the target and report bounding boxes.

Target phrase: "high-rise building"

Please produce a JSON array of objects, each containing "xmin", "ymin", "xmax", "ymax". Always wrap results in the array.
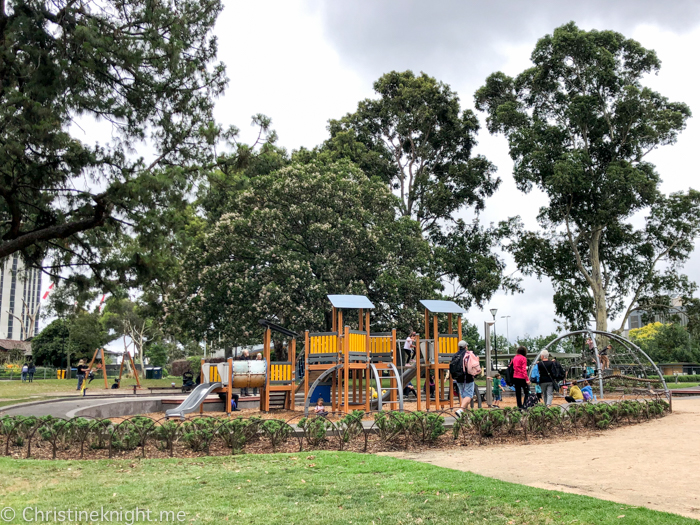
[{"xmin": 0, "ymin": 255, "xmax": 42, "ymax": 340}]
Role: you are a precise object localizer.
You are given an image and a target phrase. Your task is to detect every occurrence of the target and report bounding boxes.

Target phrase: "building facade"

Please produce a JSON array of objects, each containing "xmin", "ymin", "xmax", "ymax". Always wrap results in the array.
[{"xmin": 0, "ymin": 255, "xmax": 42, "ymax": 340}]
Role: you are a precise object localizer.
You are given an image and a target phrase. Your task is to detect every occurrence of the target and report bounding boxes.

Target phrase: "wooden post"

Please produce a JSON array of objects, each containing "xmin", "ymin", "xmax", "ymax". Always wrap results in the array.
[
  {"xmin": 304, "ymin": 331, "xmax": 309, "ymax": 408},
  {"xmin": 343, "ymin": 326, "xmax": 350, "ymax": 413},
  {"xmin": 263, "ymin": 328, "xmax": 272, "ymax": 412},
  {"xmin": 100, "ymin": 349, "xmax": 108, "ymax": 390},
  {"xmin": 433, "ymin": 314, "xmax": 439, "ymax": 410},
  {"xmin": 289, "ymin": 338, "xmax": 296, "ymax": 410},
  {"xmin": 359, "ymin": 309, "xmax": 363, "ymax": 331},
  {"xmin": 424, "ymin": 309, "xmax": 429, "ymax": 342},
  {"xmin": 416, "ymin": 335, "xmax": 422, "ymax": 411},
  {"xmin": 391, "ymin": 328, "xmax": 397, "ymax": 408},
  {"xmin": 448, "ymin": 313, "xmax": 453, "ymax": 335},
  {"xmin": 332, "ymin": 307, "xmax": 337, "ymax": 332},
  {"xmin": 458, "ymin": 315, "xmax": 462, "ymax": 340},
  {"xmin": 226, "ymin": 357, "xmax": 233, "ymax": 415},
  {"xmin": 199, "ymin": 358, "xmax": 205, "ymax": 414}
]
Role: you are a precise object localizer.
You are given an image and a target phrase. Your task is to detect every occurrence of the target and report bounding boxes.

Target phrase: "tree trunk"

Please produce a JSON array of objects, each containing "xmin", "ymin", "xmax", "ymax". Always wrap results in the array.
[{"xmin": 589, "ymin": 230, "xmax": 608, "ymax": 333}]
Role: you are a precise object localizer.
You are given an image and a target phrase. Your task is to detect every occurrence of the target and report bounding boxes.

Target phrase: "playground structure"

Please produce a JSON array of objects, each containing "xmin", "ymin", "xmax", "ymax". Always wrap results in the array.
[
  {"xmin": 169, "ymin": 294, "xmax": 474, "ymax": 417},
  {"xmin": 303, "ymin": 295, "xmax": 404, "ymax": 415},
  {"xmin": 530, "ymin": 329, "xmax": 670, "ymax": 400},
  {"xmin": 419, "ymin": 300, "xmax": 465, "ymax": 411},
  {"xmin": 164, "ymin": 296, "xmax": 672, "ymax": 418}
]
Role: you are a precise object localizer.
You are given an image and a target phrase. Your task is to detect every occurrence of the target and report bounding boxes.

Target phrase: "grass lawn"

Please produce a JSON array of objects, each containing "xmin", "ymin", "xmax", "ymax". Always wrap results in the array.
[
  {"xmin": 0, "ymin": 378, "xmax": 177, "ymax": 401},
  {"xmin": 0, "ymin": 452, "xmax": 694, "ymax": 524}
]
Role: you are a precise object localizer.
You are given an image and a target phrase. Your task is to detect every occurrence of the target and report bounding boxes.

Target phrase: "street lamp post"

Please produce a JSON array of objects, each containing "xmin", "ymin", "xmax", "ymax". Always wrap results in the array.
[
  {"xmin": 501, "ymin": 315, "xmax": 511, "ymax": 343},
  {"xmin": 489, "ymin": 308, "xmax": 498, "ymax": 371}
]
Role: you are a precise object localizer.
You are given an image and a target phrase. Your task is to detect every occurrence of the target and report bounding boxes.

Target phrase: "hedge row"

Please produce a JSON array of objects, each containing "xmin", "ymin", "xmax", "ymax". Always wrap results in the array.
[
  {"xmin": 0, "ymin": 398, "xmax": 670, "ymax": 460},
  {"xmin": 663, "ymin": 374, "xmax": 700, "ymax": 383}
]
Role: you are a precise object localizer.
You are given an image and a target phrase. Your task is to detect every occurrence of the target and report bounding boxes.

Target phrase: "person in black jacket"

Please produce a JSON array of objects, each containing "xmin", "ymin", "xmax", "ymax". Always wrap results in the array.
[{"xmin": 537, "ymin": 350, "xmax": 556, "ymax": 406}]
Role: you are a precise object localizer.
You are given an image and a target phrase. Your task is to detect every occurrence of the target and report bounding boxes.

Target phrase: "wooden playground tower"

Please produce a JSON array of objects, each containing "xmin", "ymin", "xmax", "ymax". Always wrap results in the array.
[
  {"xmin": 304, "ymin": 295, "xmax": 400, "ymax": 414},
  {"xmin": 420, "ymin": 300, "xmax": 465, "ymax": 411}
]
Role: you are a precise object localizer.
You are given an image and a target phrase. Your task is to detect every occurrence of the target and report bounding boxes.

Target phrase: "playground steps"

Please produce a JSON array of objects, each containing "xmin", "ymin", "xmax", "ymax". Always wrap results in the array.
[{"xmin": 268, "ymin": 391, "xmax": 290, "ymax": 409}]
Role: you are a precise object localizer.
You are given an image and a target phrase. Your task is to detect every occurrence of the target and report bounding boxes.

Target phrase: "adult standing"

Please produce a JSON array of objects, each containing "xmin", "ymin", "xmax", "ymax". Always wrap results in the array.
[
  {"xmin": 76, "ymin": 359, "xmax": 88, "ymax": 391},
  {"xmin": 512, "ymin": 346, "xmax": 530, "ymax": 409},
  {"xmin": 403, "ymin": 332, "xmax": 416, "ymax": 365},
  {"xmin": 238, "ymin": 350, "xmax": 251, "ymax": 397},
  {"xmin": 27, "ymin": 362, "xmax": 36, "ymax": 383},
  {"xmin": 537, "ymin": 350, "xmax": 556, "ymax": 406},
  {"xmin": 454, "ymin": 341, "xmax": 476, "ymax": 417}
]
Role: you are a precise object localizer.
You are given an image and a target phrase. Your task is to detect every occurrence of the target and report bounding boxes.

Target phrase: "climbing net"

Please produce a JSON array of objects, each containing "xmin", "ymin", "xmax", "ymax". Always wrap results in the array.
[{"xmin": 531, "ymin": 330, "xmax": 669, "ymax": 401}]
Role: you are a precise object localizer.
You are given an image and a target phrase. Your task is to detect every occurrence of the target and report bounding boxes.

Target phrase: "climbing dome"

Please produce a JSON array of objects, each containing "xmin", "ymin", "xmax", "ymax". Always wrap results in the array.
[{"xmin": 530, "ymin": 329, "xmax": 670, "ymax": 401}]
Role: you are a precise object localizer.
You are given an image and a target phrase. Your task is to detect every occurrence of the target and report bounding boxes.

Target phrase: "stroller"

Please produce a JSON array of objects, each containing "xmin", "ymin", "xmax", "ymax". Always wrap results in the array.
[{"xmin": 182, "ymin": 371, "xmax": 195, "ymax": 393}]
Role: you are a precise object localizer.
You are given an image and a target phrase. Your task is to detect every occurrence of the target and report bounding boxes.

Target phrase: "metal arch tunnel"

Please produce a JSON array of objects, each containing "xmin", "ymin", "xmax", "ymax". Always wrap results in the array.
[{"xmin": 529, "ymin": 329, "xmax": 669, "ymax": 399}]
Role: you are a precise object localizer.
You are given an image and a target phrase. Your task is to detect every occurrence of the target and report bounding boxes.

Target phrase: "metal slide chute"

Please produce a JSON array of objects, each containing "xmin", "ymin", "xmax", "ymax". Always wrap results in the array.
[{"xmin": 165, "ymin": 382, "xmax": 223, "ymax": 419}]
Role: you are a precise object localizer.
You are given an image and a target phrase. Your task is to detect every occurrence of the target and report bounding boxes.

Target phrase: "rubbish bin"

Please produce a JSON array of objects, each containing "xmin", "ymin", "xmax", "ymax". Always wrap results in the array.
[
  {"xmin": 152, "ymin": 367, "xmax": 163, "ymax": 380},
  {"xmin": 145, "ymin": 367, "xmax": 154, "ymax": 379}
]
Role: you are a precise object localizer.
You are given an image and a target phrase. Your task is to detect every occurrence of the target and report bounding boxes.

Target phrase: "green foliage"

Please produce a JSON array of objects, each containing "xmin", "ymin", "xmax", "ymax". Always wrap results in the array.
[
  {"xmin": 217, "ymin": 417, "xmax": 261, "ymax": 454},
  {"xmin": 33, "ymin": 313, "xmax": 112, "ymax": 368},
  {"xmin": 174, "ymin": 157, "xmax": 441, "ymax": 342},
  {"xmin": 324, "ymin": 70, "xmax": 516, "ymax": 309},
  {"xmin": 630, "ymin": 323, "xmax": 700, "ymax": 363},
  {"xmin": 0, "ymin": 0, "xmax": 227, "ymax": 286},
  {"xmin": 181, "ymin": 419, "xmax": 217, "ymax": 452},
  {"xmin": 298, "ymin": 416, "xmax": 332, "ymax": 448},
  {"xmin": 260, "ymin": 419, "xmax": 292, "ymax": 451},
  {"xmin": 336, "ymin": 411, "xmax": 365, "ymax": 447},
  {"xmin": 475, "ymin": 22, "xmax": 699, "ymax": 331}
]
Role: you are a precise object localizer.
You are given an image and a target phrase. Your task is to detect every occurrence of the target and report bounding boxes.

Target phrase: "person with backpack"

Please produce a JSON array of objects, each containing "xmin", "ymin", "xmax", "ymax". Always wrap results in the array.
[
  {"xmin": 452, "ymin": 340, "xmax": 481, "ymax": 417},
  {"xmin": 511, "ymin": 346, "xmax": 530, "ymax": 409},
  {"xmin": 537, "ymin": 350, "xmax": 558, "ymax": 406}
]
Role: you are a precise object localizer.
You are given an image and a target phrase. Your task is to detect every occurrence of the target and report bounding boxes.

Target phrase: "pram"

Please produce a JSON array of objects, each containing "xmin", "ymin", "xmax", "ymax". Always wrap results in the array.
[{"xmin": 181, "ymin": 371, "xmax": 195, "ymax": 393}]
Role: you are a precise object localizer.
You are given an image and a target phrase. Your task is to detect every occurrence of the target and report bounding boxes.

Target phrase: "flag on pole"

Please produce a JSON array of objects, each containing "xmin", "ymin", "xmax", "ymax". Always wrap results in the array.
[{"xmin": 41, "ymin": 282, "xmax": 55, "ymax": 300}]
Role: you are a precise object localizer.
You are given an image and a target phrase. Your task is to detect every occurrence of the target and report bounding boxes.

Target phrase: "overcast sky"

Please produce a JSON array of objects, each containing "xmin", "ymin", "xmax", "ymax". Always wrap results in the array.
[{"xmin": 81, "ymin": 2, "xmax": 700, "ymax": 351}]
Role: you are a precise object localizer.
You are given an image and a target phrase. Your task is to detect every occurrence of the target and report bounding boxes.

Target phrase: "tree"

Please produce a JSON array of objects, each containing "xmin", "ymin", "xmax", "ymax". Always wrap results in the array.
[
  {"xmin": 172, "ymin": 158, "xmax": 442, "ymax": 352},
  {"xmin": 32, "ymin": 312, "xmax": 111, "ymax": 368},
  {"xmin": 102, "ymin": 297, "xmax": 159, "ymax": 378},
  {"xmin": 0, "ymin": 0, "xmax": 227, "ymax": 282},
  {"xmin": 324, "ymin": 71, "xmax": 516, "ymax": 308},
  {"xmin": 475, "ymin": 22, "xmax": 699, "ymax": 331},
  {"xmin": 629, "ymin": 322, "xmax": 699, "ymax": 363}
]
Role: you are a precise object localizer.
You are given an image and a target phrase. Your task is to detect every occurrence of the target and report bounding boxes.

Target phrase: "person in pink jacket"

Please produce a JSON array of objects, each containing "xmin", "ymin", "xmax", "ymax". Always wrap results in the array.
[{"xmin": 511, "ymin": 346, "xmax": 530, "ymax": 409}]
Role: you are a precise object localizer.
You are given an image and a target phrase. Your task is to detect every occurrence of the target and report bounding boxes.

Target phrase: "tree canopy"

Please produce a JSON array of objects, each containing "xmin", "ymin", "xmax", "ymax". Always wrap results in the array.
[
  {"xmin": 323, "ymin": 70, "xmax": 515, "ymax": 308},
  {"xmin": 171, "ymin": 157, "xmax": 442, "ymax": 348},
  {"xmin": 0, "ymin": 0, "xmax": 227, "ymax": 285},
  {"xmin": 475, "ymin": 22, "xmax": 699, "ymax": 331}
]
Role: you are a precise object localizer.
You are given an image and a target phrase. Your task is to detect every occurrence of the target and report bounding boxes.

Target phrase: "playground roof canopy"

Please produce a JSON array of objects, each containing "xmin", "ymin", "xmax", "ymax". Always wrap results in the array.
[
  {"xmin": 327, "ymin": 294, "xmax": 374, "ymax": 309},
  {"xmin": 419, "ymin": 300, "xmax": 465, "ymax": 314}
]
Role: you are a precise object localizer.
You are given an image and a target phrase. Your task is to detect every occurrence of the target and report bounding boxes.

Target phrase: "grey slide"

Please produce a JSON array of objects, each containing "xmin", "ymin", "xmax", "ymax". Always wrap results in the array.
[{"xmin": 165, "ymin": 382, "xmax": 222, "ymax": 418}]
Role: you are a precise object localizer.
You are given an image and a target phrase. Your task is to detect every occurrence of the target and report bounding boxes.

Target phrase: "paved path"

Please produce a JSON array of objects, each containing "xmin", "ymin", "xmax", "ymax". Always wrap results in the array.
[
  {"xmin": 0, "ymin": 397, "xmax": 165, "ymax": 418},
  {"xmin": 384, "ymin": 398, "xmax": 700, "ymax": 520}
]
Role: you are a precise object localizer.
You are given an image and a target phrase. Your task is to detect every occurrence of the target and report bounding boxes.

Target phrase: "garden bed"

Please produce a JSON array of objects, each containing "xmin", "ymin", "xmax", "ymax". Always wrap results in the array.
[{"xmin": 0, "ymin": 397, "xmax": 670, "ymax": 461}]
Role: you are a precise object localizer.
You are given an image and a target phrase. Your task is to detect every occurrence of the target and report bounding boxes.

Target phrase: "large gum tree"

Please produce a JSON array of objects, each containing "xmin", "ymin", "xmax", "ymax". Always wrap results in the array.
[{"xmin": 475, "ymin": 22, "xmax": 700, "ymax": 332}]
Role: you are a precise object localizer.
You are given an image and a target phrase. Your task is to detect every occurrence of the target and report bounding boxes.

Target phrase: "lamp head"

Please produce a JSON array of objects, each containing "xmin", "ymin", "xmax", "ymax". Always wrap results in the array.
[{"xmin": 489, "ymin": 308, "xmax": 497, "ymax": 318}]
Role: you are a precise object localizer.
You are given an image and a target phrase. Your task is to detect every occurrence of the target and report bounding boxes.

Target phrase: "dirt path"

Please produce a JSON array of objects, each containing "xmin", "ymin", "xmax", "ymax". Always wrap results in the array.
[{"xmin": 384, "ymin": 398, "xmax": 700, "ymax": 520}]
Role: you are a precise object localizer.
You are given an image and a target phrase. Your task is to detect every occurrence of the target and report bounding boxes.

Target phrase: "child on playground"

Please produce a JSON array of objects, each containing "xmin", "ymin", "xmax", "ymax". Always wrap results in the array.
[
  {"xmin": 565, "ymin": 381, "xmax": 584, "ymax": 403},
  {"xmin": 315, "ymin": 397, "xmax": 329, "ymax": 417},
  {"xmin": 580, "ymin": 381, "xmax": 595, "ymax": 401},
  {"xmin": 489, "ymin": 373, "xmax": 504, "ymax": 408}
]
